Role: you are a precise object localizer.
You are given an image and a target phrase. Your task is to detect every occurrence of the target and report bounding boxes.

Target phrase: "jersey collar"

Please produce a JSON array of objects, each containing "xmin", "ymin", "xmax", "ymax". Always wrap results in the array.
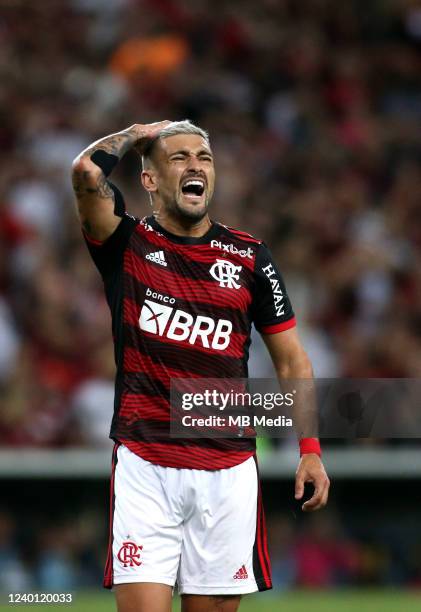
[{"xmin": 146, "ymin": 215, "xmax": 222, "ymax": 245}]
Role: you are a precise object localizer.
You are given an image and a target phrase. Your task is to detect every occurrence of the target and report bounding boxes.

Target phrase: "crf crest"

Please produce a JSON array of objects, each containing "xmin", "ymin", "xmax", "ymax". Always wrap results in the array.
[
  {"xmin": 209, "ymin": 259, "xmax": 242, "ymax": 289},
  {"xmin": 117, "ymin": 541, "xmax": 143, "ymax": 567}
]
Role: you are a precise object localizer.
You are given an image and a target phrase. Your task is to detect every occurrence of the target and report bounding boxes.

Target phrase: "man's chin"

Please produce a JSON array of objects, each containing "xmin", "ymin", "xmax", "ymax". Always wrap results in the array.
[{"xmin": 175, "ymin": 199, "xmax": 209, "ymax": 221}]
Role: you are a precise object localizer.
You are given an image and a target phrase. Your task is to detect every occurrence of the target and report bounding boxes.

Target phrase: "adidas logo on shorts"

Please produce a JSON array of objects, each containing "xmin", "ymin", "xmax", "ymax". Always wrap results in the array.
[
  {"xmin": 145, "ymin": 250, "xmax": 167, "ymax": 267},
  {"xmin": 233, "ymin": 565, "xmax": 248, "ymax": 580}
]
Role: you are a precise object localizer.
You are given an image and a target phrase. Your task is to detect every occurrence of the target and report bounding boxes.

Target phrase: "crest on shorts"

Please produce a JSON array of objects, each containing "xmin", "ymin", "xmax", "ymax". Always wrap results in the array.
[{"xmin": 117, "ymin": 541, "xmax": 143, "ymax": 567}]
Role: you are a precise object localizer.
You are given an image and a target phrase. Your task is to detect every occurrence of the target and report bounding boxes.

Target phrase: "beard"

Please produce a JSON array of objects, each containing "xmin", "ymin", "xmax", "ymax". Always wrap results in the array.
[{"xmin": 168, "ymin": 191, "xmax": 211, "ymax": 222}]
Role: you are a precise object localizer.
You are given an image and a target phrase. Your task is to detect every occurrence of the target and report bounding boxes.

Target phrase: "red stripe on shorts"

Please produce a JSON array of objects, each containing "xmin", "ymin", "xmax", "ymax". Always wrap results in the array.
[
  {"xmin": 252, "ymin": 455, "xmax": 272, "ymax": 590},
  {"xmin": 103, "ymin": 442, "xmax": 120, "ymax": 589}
]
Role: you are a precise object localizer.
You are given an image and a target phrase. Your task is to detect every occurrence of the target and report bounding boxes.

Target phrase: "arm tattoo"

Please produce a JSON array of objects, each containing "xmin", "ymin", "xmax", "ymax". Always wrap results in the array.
[
  {"xmin": 72, "ymin": 169, "xmax": 115, "ymax": 200},
  {"xmin": 72, "ymin": 126, "xmax": 138, "ymax": 223},
  {"xmin": 88, "ymin": 132, "xmax": 133, "ymax": 157},
  {"xmin": 72, "ymin": 129, "xmax": 137, "ymax": 199},
  {"xmin": 72, "ymin": 170, "xmax": 91, "ymax": 197},
  {"xmin": 85, "ymin": 172, "xmax": 115, "ymax": 199}
]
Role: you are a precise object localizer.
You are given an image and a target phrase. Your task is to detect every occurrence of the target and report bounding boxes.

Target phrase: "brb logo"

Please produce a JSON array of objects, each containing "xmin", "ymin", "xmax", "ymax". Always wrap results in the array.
[
  {"xmin": 117, "ymin": 541, "xmax": 142, "ymax": 568},
  {"xmin": 209, "ymin": 260, "xmax": 242, "ymax": 289},
  {"xmin": 139, "ymin": 289, "xmax": 232, "ymax": 350}
]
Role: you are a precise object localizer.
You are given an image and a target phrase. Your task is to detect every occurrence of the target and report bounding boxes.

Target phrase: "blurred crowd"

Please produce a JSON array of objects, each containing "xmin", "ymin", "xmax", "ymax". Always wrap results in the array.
[
  {"xmin": 2, "ymin": 503, "xmax": 421, "ymax": 592},
  {"xmin": 1, "ymin": 0, "xmax": 421, "ymax": 447}
]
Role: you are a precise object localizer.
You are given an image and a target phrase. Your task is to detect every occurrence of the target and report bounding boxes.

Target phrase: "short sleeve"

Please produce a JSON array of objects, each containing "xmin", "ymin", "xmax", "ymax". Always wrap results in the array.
[
  {"xmin": 252, "ymin": 243, "xmax": 296, "ymax": 334},
  {"xmin": 83, "ymin": 213, "xmax": 138, "ymax": 279}
]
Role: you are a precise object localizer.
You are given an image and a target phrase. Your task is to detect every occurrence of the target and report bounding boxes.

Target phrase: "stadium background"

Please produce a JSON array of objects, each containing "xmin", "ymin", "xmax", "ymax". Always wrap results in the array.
[{"xmin": 1, "ymin": 0, "xmax": 421, "ymax": 609}]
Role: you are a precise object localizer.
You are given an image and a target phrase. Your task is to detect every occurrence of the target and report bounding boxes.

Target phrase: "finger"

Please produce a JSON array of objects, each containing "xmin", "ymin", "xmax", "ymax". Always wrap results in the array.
[
  {"xmin": 318, "ymin": 488, "xmax": 329, "ymax": 509},
  {"xmin": 302, "ymin": 489, "xmax": 322, "ymax": 512},
  {"xmin": 136, "ymin": 121, "xmax": 172, "ymax": 147},
  {"xmin": 302, "ymin": 476, "xmax": 326, "ymax": 511},
  {"xmin": 302, "ymin": 479, "xmax": 329, "ymax": 512},
  {"xmin": 295, "ymin": 472, "xmax": 305, "ymax": 499},
  {"xmin": 150, "ymin": 120, "xmax": 172, "ymax": 133},
  {"xmin": 148, "ymin": 120, "xmax": 170, "ymax": 127},
  {"xmin": 319, "ymin": 478, "xmax": 330, "ymax": 507},
  {"xmin": 303, "ymin": 497, "xmax": 323, "ymax": 512}
]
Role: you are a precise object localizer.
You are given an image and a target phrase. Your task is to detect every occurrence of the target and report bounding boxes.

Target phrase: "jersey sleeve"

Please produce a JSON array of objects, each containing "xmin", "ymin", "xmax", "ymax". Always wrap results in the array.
[
  {"xmin": 252, "ymin": 242, "xmax": 296, "ymax": 334},
  {"xmin": 83, "ymin": 213, "xmax": 138, "ymax": 279}
]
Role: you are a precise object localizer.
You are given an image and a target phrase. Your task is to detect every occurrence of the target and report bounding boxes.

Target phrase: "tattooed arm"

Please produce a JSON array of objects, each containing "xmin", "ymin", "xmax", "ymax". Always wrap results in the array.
[{"xmin": 71, "ymin": 121, "xmax": 170, "ymax": 241}]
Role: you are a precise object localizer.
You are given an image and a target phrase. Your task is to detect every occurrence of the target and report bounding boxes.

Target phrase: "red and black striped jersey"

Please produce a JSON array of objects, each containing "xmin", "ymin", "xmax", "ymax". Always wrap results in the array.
[{"xmin": 84, "ymin": 214, "xmax": 296, "ymax": 469}]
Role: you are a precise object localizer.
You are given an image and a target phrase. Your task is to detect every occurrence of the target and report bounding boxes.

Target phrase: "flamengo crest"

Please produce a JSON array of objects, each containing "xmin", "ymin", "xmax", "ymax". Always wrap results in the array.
[
  {"xmin": 209, "ymin": 259, "xmax": 242, "ymax": 289},
  {"xmin": 117, "ymin": 541, "xmax": 143, "ymax": 567}
]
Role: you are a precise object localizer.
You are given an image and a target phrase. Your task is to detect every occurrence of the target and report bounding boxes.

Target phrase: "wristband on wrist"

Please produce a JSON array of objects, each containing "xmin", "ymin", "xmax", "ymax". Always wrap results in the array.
[
  {"xmin": 299, "ymin": 437, "xmax": 321, "ymax": 457},
  {"xmin": 90, "ymin": 150, "xmax": 119, "ymax": 177}
]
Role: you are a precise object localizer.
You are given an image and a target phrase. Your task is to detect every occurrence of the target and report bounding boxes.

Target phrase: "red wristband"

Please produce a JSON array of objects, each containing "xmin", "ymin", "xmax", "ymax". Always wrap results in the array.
[{"xmin": 299, "ymin": 438, "xmax": 321, "ymax": 457}]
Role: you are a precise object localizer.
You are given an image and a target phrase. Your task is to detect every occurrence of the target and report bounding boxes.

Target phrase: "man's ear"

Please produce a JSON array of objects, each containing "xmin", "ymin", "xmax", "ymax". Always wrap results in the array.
[{"xmin": 141, "ymin": 169, "xmax": 158, "ymax": 193}]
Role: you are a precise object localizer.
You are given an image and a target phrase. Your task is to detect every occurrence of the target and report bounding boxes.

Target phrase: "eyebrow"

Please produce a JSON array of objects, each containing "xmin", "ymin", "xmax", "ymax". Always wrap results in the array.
[{"xmin": 169, "ymin": 149, "xmax": 213, "ymax": 157}]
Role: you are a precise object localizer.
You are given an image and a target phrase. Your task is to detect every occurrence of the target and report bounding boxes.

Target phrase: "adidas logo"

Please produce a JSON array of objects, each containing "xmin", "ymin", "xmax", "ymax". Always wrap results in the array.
[
  {"xmin": 233, "ymin": 565, "xmax": 248, "ymax": 580},
  {"xmin": 145, "ymin": 250, "xmax": 167, "ymax": 267}
]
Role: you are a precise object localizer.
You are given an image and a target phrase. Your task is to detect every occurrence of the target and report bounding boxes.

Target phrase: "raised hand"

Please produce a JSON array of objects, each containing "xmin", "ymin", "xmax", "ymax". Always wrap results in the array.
[{"xmin": 130, "ymin": 121, "xmax": 172, "ymax": 155}]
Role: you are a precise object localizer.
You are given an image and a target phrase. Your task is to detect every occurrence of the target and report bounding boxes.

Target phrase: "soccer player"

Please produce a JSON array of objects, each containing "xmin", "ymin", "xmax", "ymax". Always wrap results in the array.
[{"xmin": 71, "ymin": 120, "xmax": 330, "ymax": 612}]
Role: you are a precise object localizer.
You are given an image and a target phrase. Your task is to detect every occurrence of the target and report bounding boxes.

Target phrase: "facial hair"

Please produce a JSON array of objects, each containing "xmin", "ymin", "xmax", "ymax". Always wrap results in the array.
[{"xmin": 169, "ymin": 191, "xmax": 211, "ymax": 222}]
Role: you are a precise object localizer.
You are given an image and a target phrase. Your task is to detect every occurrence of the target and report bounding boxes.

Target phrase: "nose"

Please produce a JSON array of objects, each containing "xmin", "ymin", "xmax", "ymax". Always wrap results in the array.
[{"xmin": 186, "ymin": 154, "xmax": 202, "ymax": 173}]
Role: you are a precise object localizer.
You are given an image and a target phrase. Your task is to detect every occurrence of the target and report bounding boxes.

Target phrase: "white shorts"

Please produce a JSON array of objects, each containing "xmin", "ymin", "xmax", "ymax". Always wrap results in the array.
[{"xmin": 103, "ymin": 443, "xmax": 272, "ymax": 595}]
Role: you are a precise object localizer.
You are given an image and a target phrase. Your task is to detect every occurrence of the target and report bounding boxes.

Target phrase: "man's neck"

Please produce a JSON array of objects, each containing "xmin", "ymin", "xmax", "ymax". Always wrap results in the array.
[{"xmin": 152, "ymin": 212, "xmax": 212, "ymax": 238}]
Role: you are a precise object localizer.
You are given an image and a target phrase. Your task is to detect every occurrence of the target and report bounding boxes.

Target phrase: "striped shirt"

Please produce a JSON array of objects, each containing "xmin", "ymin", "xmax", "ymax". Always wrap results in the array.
[{"xmin": 84, "ymin": 214, "xmax": 296, "ymax": 469}]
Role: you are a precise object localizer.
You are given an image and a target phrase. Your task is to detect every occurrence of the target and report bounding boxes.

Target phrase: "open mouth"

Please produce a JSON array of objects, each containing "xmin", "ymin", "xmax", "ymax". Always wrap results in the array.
[{"xmin": 181, "ymin": 178, "xmax": 205, "ymax": 199}]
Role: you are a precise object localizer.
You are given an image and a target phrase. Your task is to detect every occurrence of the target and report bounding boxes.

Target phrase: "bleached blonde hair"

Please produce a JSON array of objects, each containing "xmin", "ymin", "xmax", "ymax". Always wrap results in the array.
[{"xmin": 142, "ymin": 120, "xmax": 210, "ymax": 168}]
